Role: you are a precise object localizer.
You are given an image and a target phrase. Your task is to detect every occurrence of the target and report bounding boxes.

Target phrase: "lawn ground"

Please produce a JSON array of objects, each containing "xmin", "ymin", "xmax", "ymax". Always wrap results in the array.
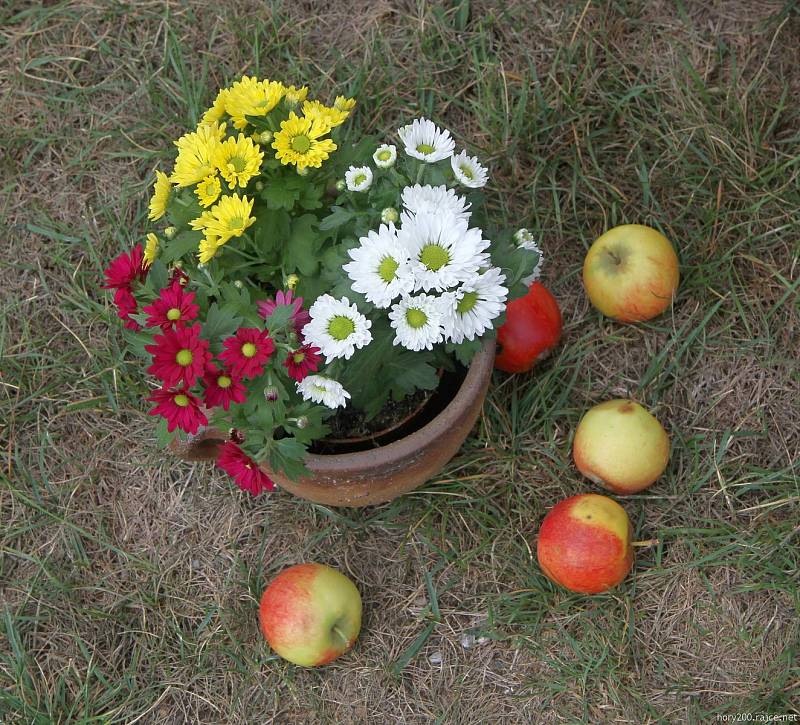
[{"xmin": 1, "ymin": 1, "xmax": 799, "ymax": 723}]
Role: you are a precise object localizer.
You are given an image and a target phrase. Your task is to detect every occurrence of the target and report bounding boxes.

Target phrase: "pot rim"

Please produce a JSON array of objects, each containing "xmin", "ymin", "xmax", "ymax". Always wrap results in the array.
[{"xmin": 290, "ymin": 337, "xmax": 496, "ymax": 473}]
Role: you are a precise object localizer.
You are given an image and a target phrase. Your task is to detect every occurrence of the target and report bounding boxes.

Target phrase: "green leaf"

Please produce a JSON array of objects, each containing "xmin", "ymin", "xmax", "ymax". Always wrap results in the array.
[
  {"xmin": 155, "ymin": 418, "xmax": 172, "ymax": 448},
  {"xmin": 447, "ymin": 338, "xmax": 484, "ymax": 366},
  {"xmin": 269, "ymin": 437, "xmax": 309, "ymax": 479},
  {"xmin": 202, "ymin": 303, "xmax": 241, "ymax": 346},
  {"xmin": 283, "ymin": 214, "xmax": 320, "ymax": 276},
  {"xmin": 146, "ymin": 259, "xmax": 169, "ymax": 292},
  {"xmin": 261, "ymin": 182, "xmax": 300, "ymax": 211},
  {"xmin": 160, "ymin": 230, "xmax": 203, "ymax": 265},
  {"xmin": 319, "ymin": 205, "xmax": 354, "ymax": 231},
  {"xmin": 391, "ymin": 359, "xmax": 439, "ymax": 393},
  {"xmin": 121, "ymin": 327, "xmax": 153, "ymax": 359},
  {"xmin": 250, "ymin": 208, "xmax": 290, "ymax": 257},
  {"xmin": 166, "ymin": 190, "xmax": 202, "ymax": 228}
]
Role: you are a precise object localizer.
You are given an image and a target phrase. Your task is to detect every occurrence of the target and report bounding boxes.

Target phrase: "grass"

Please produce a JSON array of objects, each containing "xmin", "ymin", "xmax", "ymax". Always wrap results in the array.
[{"xmin": 1, "ymin": 0, "xmax": 799, "ymax": 722}]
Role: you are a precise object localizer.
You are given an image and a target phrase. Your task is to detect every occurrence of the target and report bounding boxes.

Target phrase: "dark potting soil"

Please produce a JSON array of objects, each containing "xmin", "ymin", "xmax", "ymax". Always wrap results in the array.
[{"xmin": 310, "ymin": 363, "xmax": 468, "ymax": 455}]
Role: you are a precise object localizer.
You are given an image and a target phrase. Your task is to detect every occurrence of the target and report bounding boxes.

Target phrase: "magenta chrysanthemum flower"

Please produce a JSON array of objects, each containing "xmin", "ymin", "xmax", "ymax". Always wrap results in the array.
[
  {"xmin": 216, "ymin": 441, "xmax": 275, "ymax": 495},
  {"xmin": 145, "ymin": 323, "xmax": 210, "ymax": 388},
  {"xmin": 102, "ymin": 244, "xmax": 148, "ymax": 290},
  {"xmin": 257, "ymin": 289, "xmax": 311, "ymax": 332},
  {"xmin": 146, "ymin": 387, "xmax": 208, "ymax": 434},
  {"xmin": 202, "ymin": 364, "xmax": 247, "ymax": 410},
  {"xmin": 170, "ymin": 266, "xmax": 190, "ymax": 287},
  {"xmin": 142, "ymin": 283, "xmax": 200, "ymax": 330},
  {"xmin": 219, "ymin": 327, "xmax": 274, "ymax": 379},
  {"xmin": 113, "ymin": 287, "xmax": 140, "ymax": 330},
  {"xmin": 283, "ymin": 344, "xmax": 321, "ymax": 382}
]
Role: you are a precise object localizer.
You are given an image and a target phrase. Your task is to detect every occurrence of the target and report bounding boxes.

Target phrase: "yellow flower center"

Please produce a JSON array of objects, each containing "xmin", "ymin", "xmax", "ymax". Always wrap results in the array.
[
  {"xmin": 459, "ymin": 164, "xmax": 474, "ymax": 180},
  {"xmin": 328, "ymin": 315, "xmax": 355, "ymax": 341},
  {"xmin": 166, "ymin": 307, "xmax": 182, "ymax": 321},
  {"xmin": 228, "ymin": 156, "xmax": 248, "ymax": 173},
  {"xmin": 405, "ymin": 308, "xmax": 428, "ymax": 329},
  {"xmin": 377, "ymin": 256, "xmax": 399, "ymax": 283},
  {"xmin": 419, "ymin": 244, "xmax": 450, "ymax": 271},
  {"xmin": 416, "ymin": 143, "xmax": 435, "ymax": 155},
  {"xmin": 377, "ymin": 150, "xmax": 391, "ymax": 161},
  {"xmin": 174, "ymin": 394, "xmax": 190, "ymax": 407},
  {"xmin": 291, "ymin": 135, "xmax": 311, "ymax": 153},
  {"xmin": 354, "ymin": 173, "xmax": 367, "ymax": 185},
  {"xmin": 241, "ymin": 342, "xmax": 257, "ymax": 358},
  {"xmin": 175, "ymin": 349, "xmax": 193, "ymax": 366},
  {"xmin": 292, "ymin": 352, "xmax": 306, "ymax": 364},
  {"xmin": 456, "ymin": 291, "xmax": 479, "ymax": 314},
  {"xmin": 218, "ymin": 375, "xmax": 232, "ymax": 389},
  {"xmin": 227, "ymin": 216, "xmax": 244, "ymax": 232}
]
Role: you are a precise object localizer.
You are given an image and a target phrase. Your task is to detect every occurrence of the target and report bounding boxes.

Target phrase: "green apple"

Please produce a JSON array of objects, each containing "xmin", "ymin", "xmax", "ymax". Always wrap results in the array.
[
  {"xmin": 573, "ymin": 399, "xmax": 670, "ymax": 494},
  {"xmin": 259, "ymin": 563, "xmax": 362, "ymax": 667},
  {"xmin": 583, "ymin": 224, "xmax": 679, "ymax": 322}
]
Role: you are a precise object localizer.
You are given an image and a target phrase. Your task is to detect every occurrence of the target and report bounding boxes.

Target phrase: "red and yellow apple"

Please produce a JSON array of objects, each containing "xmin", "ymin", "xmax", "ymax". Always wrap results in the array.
[
  {"xmin": 259, "ymin": 563, "xmax": 362, "ymax": 667},
  {"xmin": 573, "ymin": 399, "xmax": 670, "ymax": 494},
  {"xmin": 583, "ymin": 224, "xmax": 679, "ymax": 322},
  {"xmin": 537, "ymin": 493, "xmax": 634, "ymax": 594}
]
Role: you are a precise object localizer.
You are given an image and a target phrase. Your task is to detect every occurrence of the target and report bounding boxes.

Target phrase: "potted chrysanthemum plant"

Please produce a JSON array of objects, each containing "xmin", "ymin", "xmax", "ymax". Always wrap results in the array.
[{"xmin": 104, "ymin": 75, "xmax": 540, "ymax": 505}]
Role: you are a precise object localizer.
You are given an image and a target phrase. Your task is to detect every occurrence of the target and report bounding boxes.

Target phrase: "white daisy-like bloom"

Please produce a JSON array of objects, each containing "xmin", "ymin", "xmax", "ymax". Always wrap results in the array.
[
  {"xmin": 400, "ymin": 184, "xmax": 471, "ymax": 224},
  {"xmin": 302, "ymin": 295, "xmax": 372, "ymax": 362},
  {"xmin": 373, "ymin": 144, "xmax": 397, "ymax": 168},
  {"xmin": 343, "ymin": 223, "xmax": 414, "ymax": 308},
  {"xmin": 514, "ymin": 229, "xmax": 544, "ymax": 286},
  {"xmin": 296, "ymin": 375, "xmax": 351, "ymax": 409},
  {"xmin": 388, "ymin": 293, "xmax": 447, "ymax": 351},
  {"xmin": 397, "ymin": 118, "xmax": 455, "ymax": 163},
  {"xmin": 450, "ymin": 150, "xmax": 489, "ymax": 188},
  {"xmin": 442, "ymin": 267, "xmax": 508, "ymax": 343},
  {"xmin": 398, "ymin": 211, "xmax": 490, "ymax": 292},
  {"xmin": 345, "ymin": 165, "xmax": 373, "ymax": 192}
]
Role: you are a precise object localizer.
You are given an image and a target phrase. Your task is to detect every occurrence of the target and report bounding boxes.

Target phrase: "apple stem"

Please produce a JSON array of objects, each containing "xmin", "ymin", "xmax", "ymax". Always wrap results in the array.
[
  {"xmin": 331, "ymin": 624, "xmax": 348, "ymax": 645},
  {"xmin": 606, "ymin": 249, "xmax": 622, "ymax": 265},
  {"xmin": 632, "ymin": 538, "xmax": 660, "ymax": 547}
]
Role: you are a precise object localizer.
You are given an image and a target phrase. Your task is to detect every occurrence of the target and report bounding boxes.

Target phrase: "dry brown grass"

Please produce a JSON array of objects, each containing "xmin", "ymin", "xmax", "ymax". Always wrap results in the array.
[{"xmin": 2, "ymin": 1, "xmax": 799, "ymax": 723}]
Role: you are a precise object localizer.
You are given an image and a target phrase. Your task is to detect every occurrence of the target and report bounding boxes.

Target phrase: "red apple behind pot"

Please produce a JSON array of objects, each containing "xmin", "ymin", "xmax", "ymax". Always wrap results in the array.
[{"xmin": 495, "ymin": 282, "xmax": 562, "ymax": 373}]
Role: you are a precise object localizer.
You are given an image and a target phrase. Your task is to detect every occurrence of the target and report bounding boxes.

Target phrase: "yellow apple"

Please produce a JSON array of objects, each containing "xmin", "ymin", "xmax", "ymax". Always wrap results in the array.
[
  {"xmin": 583, "ymin": 224, "xmax": 679, "ymax": 322},
  {"xmin": 259, "ymin": 563, "xmax": 362, "ymax": 667},
  {"xmin": 573, "ymin": 399, "xmax": 670, "ymax": 494}
]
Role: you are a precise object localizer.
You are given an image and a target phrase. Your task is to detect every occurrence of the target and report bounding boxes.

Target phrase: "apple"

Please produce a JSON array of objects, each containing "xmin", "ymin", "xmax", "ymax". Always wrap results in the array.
[
  {"xmin": 573, "ymin": 399, "xmax": 670, "ymax": 494},
  {"xmin": 583, "ymin": 224, "xmax": 679, "ymax": 322},
  {"xmin": 259, "ymin": 563, "xmax": 362, "ymax": 667},
  {"xmin": 495, "ymin": 282, "xmax": 562, "ymax": 373},
  {"xmin": 537, "ymin": 493, "xmax": 633, "ymax": 594}
]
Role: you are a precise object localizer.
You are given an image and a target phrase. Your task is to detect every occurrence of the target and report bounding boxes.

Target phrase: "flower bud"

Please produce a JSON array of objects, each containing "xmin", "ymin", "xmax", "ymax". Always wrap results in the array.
[
  {"xmin": 255, "ymin": 180, "xmax": 264, "ymax": 191},
  {"xmin": 229, "ymin": 428, "xmax": 245, "ymax": 444},
  {"xmin": 296, "ymin": 416, "xmax": 309, "ymax": 429},
  {"xmin": 514, "ymin": 228, "xmax": 535, "ymax": 245},
  {"xmin": 259, "ymin": 130, "xmax": 273, "ymax": 144},
  {"xmin": 234, "ymin": 280, "xmax": 243, "ymax": 288},
  {"xmin": 381, "ymin": 206, "xmax": 399, "ymax": 224},
  {"xmin": 286, "ymin": 274, "xmax": 299, "ymax": 290},
  {"xmin": 164, "ymin": 226, "xmax": 177, "ymax": 239},
  {"xmin": 335, "ymin": 179, "xmax": 346, "ymax": 192},
  {"xmin": 264, "ymin": 386, "xmax": 279, "ymax": 402}
]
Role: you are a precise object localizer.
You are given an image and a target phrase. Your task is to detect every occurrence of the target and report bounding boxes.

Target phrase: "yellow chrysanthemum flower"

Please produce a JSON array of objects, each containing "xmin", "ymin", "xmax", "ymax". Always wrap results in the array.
[
  {"xmin": 148, "ymin": 170, "xmax": 171, "ymax": 221},
  {"xmin": 171, "ymin": 127, "xmax": 219, "ymax": 187},
  {"xmin": 224, "ymin": 76, "xmax": 284, "ymax": 129},
  {"xmin": 283, "ymin": 84, "xmax": 308, "ymax": 106},
  {"xmin": 195, "ymin": 174, "xmax": 222, "ymax": 207},
  {"xmin": 333, "ymin": 95, "xmax": 356, "ymax": 112},
  {"xmin": 201, "ymin": 89, "xmax": 229, "ymax": 125},
  {"xmin": 302, "ymin": 100, "xmax": 349, "ymax": 129},
  {"xmin": 212, "ymin": 133, "xmax": 264, "ymax": 188},
  {"xmin": 143, "ymin": 232, "xmax": 159, "ymax": 264},
  {"xmin": 272, "ymin": 112, "xmax": 337, "ymax": 170},
  {"xmin": 190, "ymin": 194, "xmax": 256, "ymax": 262}
]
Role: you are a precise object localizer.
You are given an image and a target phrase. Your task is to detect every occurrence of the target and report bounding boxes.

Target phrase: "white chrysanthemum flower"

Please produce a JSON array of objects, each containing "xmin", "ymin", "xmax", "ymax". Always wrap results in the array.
[
  {"xmin": 373, "ymin": 144, "xmax": 397, "ymax": 168},
  {"xmin": 397, "ymin": 118, "xmax": 455, "ymax": 163},
  {"xmin": 451, "ymin": 150, "xmax": 489, "ymax": 188},
  {"xmin": 296, "ymin": 375, "xmax": 351, "ymax": 409},
  {"xmin": 442, "ymin": 267, "xmax": 508, "ymax": 343},
  {"xmin": 398, "ymin": 211, "xmax": 490, "ymax": 292},
  {"xmin": 302, "ymin": 295, "xmax": 372, "ymax": 362},
  {"xmin": 389, "ymin": 294, "xmax": 447, "ymax": 351},
  {"xmin": 400, "ymin": 184, "xmax": 471, "ymax": 223},
  {"xmin": 514, "ymin": 230, "xmax": 543, "ymax": 286},
  {"xmin": 343, "ymin": 223, "xmax": 414, "ymax": 308},
  {"xmin": 345, "ymin": 165, "xmax": 373, "ymax": 192}
]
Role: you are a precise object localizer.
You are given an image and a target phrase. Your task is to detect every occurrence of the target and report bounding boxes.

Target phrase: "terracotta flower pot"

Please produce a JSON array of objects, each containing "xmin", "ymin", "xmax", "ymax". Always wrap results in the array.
[{"xmin": 172, "ymin": 339, "xmax": 496, "ymax": 507}]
